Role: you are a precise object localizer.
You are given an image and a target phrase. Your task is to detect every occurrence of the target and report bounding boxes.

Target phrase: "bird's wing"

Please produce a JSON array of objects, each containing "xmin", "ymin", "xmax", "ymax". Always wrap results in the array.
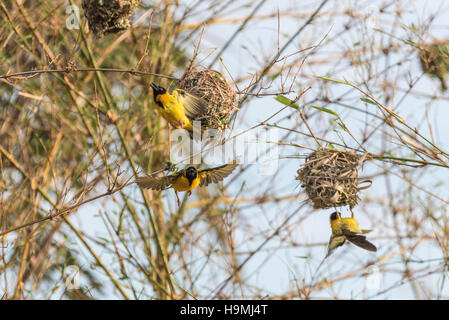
[
  {"xmin": 347, "ymin": 235, "xmax": 377, "ymax": 252},
  {"xmin": 341, "ymin": 219, "xmax": 364, "ymax": 235},
  {"xmin": 198, "ymin": 163, "xmax": 237, "ymax": 187},
  {"xmin": 342, "ymin": 229, "xmax": 360, "ymax": 236},
  {"xmin": 172, "ymin": 89, "xmax": 208, "ymax": 120},
  {"xmin": 326, "ymin": 235, "xmax": 346, "ymax": 257},
  {"xmin": 136, "ymin": 174, "xmax": 178, "ymax": 190}
]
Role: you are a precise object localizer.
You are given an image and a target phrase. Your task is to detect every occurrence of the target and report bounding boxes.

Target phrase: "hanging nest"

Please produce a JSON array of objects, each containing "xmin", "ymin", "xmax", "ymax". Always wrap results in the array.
[
  {"xmin": 177, "ymin": 66, "xmax": 237, "ymax": 131},
  {"xmin": 296, "ymin": 149, "xmax": 372, "ymax": 209},
  {"xmin": 82, "ymin": 0, "xmax": 135, "ymax": 38},
  {"xmin": 419, "ymin": 40, "xmax": 449, "ymax": 92}
]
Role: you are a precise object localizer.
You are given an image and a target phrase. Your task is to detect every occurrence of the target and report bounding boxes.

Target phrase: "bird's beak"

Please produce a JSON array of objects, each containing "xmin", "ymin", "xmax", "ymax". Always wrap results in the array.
[{"xmin": 150, "ymin": 83, "xmax": 159, "ymax": 91}]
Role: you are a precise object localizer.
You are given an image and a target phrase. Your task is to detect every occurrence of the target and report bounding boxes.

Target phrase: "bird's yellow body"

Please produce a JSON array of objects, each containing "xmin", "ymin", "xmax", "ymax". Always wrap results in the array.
[
  {"xmin": 150, "ymin": 83, "xmax": 207, "ymax": 133},
  {"xmin": 170, "ymin": 173, "xmax": 200, "ymax": 192},
  {"xmin": 331, "ymin": 215, "xmax": 365, "ymax": 235},
  {"xmin": 330, "ymin": 214, "xmax": 343, "ymax": 235},
  {"xmin": 341, "ymin": 217, "xmax": 365, "ymax": 234},
  {"xmin": 154, "ymin": 90, "xmax": 193, "ymax": 131}
]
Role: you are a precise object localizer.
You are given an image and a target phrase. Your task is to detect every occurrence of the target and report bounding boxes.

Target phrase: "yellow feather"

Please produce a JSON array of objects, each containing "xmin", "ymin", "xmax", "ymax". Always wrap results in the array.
[
  {"xmin": 171, "ymin": 174, "xmax": 200, "ymax": 192},
  {"xmin": 340, "ymin": 217, "xmax": 363, "ymax": 235},
  {"xmin": 151, "ymin": 84, "xmax": 209, "ymax": 133},
  {"xmin": 327, "ymin": 212, "xmax": 377, "ymax": 255},
  {"xmin": 155, "ymin": 92, "xmax": 193, "ymax": 131}
]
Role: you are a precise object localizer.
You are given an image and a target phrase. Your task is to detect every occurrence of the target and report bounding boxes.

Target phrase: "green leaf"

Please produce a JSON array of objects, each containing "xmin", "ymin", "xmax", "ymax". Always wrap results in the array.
[
  {"xmin": 19, "ymin": 34, "xmax": 32, "ymax": 42},
  {"xmin": 97, "ymin": 237, "xmax": 109, "ymax": 244},
  {"xmin": 271, "ymin": 72, "xmax": 281, "ymax": 80},
  {"xmin": 314, "ymin": 75, "xmax": 348, "ymax": 84},
  {"xmin": 360, "ymin": 98, "xmax": 377, "ymax": 105},
  {"xmin": 336, "ymin": 120, "xmax": 347, "ymax": 130},
  {"xmin": 311, "ymin": 105, "xmax": 338, "ymax": 117},
  {"xmin": 295, "ymin": 256, "xmax": 309, "ymax": 259},
  {"xmin": 275, "ymin": 95, "xmax": 299, "ymax": 110},
  {"xmin": 214, "ymin": 73, "xmax": 226, "ymax": 85},
  {"xmin": 406, "ymin": 39, "xmax": 417, "ymax": 46}
]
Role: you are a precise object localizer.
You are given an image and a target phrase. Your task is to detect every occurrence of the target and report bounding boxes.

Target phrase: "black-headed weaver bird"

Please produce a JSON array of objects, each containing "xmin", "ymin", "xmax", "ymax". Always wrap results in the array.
[
  {"xmin": 150, "ymin": 83, "xmax": 207, "ymax": 132},
  {"xmin": 327, "ymin": 211, "xmax": 377, "ymax": 257},
  {"xmin": 136, "ymin": 163, "xmax": 237, "ymax": 206}
]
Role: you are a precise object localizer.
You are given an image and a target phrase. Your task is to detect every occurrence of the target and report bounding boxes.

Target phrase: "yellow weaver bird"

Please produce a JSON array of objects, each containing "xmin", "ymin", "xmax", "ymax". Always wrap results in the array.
[
  {"xmin": 150, "ymin": 83, "xmax": 207, "ymax": 132},
  {"xmin": 136, "ymin": 163, "xmax": 237, "ymax": 206},
  {"xmin": 327, "ymin": 211, "xmax": 377, "ymax": 257}
]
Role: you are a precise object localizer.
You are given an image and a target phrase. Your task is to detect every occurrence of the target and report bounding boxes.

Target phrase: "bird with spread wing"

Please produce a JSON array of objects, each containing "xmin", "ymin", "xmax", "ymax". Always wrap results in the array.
[
  {"xmin": 315, "ymin": 211, "xmax": 377, "ymax": 274},
  {"xmin": 136, "ymin": 163, "xmax": 237, "ymax": 206},
  {"xmin": 326, "ymin": 211, "xmax": 377, "ymax": 257},
  {"xmin": 326, "ymin": 211, "xmax": 377, "ymax": 256}
]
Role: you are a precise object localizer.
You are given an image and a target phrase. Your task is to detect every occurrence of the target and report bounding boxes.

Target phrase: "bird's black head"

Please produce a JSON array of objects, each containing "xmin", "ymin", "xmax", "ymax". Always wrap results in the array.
[
  {"xmin": 330, "ymin": 212, "xmax": 340, "ymax": 220},
  {"xmin": 150, "ymin": 83, "xmax": 166, "ymax": 96},
  {"xmin": 150, "ymin": 83, "xmax": 167, "ymax": 107},
  {"xmin": 185, "ymin": 167, "xmax": 198, "ymax": 184}
]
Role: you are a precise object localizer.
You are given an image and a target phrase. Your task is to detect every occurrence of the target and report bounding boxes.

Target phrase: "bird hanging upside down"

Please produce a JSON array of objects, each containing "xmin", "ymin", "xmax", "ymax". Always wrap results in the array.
[
  {"xmin": 150, "ymin": 83, "xmax": 208, "ymax": 133},
  {"xmin": 327, "ymin": 211, "xmax": 377, "ymax": 257}
]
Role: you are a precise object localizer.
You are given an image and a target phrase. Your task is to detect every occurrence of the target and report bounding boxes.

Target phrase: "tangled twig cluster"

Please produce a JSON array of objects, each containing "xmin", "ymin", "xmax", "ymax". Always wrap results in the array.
[
  {"xmin": 82, "ymin": 0, "xmax": 135, "ymax": 38},
  {"xmin": 177, "ymin": 66, "xmax": 237, "ymax": 131},
  {"xmin": 419, "ymin": 40, "xmax": 449, "ymax": 91},
  {"xmin": 297, "ymin": 149, "xmax": 372, "ymax": 209}
]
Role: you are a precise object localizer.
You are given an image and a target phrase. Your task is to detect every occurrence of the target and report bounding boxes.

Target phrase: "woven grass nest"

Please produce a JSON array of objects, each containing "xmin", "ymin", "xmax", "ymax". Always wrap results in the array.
[
  {"xmin": 177, "ymin": 66, "xmax": 237, "ymax": 131},
  {"xmin": 296, "ymin": 149, "xmax": 372, "ymax": 209},
  {"xmin": 419, "ymin": 40, "xmax": 449, "ymax": 91},
  {"xmin": 82, "ymin": 0, "xmax": 135, "ymax": 38}
]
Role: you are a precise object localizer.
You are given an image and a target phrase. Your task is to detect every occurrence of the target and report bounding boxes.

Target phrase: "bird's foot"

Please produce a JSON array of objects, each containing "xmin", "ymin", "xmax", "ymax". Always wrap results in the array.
[{"xmin": 175, "ymin": 191, "xmax": 181, "ymax": 207}]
